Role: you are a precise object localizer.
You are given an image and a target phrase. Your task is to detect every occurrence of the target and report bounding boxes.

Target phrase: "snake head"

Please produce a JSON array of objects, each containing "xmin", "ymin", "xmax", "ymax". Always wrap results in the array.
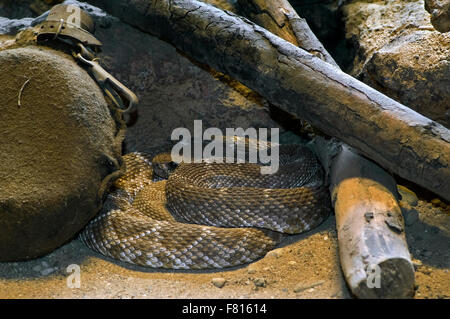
[{"xmin": 151, "ymin": 153, "xmax": 178, "ymax": 180}]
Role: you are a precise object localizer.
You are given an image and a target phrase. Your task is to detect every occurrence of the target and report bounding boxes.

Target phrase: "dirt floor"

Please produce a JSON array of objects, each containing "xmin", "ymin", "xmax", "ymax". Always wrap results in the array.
[{"xmin": 0, "ymin": 193, "xmax": 448, "ymax": 299}]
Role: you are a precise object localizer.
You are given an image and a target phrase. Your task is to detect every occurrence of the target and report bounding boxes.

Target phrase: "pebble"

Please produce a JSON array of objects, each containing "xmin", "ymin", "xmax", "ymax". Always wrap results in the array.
[
  {"xmin": 40, "ymin": 267, "xmax": 56, "ymax": 276},
  {"xmin": 430, "ymin": 198, "xmax": 441, "ymax": 205},
  {"xmin": 266, "ymin": 249, "xmax": 282, "ymax": 258},
  {"xmin": 412, "ymin": 259, "xmax": 423, "ymax": 270},
  {"xmin": 32, "ymin": 265, "xmax": 42, "ymax": 272},
  {"xmin": 288, "ymin": 261, "xmax": 297, "ymax": 266},
  {"xmin": 323, "ymin": 236, "xmax": 328, "ymax": 241},
  {"xmin": 247, "ymin": 269, "xmax": 256, "ymax": 274},
  {"xmin": 253, "ymin": 278, "xmax": 266, "ymax": 287},
  {"xmin": 211, "ymin": 277, "xmax": 226, "ymax": 288},
  {"xmin": 293, "ymin": 280, "xmax": 325, "ymax": 293}
]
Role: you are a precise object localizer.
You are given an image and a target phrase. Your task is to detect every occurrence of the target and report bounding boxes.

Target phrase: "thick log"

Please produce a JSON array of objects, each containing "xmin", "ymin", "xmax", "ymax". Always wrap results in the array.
[
  {"xmin": 312, "ymin": 139, "xmax": 415, "ymax": 298},
  {"xmin": 331, "ymin": 148, "xmax": 414, "ymax": 299},
  {"xmin": 85, "ymin": 0, "xmax": 450, "ymax": 202},
  {"xmin": 237, "ymin": 0, "xmax": 339, "ymax": 68}
]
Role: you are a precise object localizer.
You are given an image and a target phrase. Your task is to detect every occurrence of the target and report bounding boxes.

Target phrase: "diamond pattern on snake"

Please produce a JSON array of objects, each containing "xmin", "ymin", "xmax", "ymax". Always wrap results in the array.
[{"xmin": 80, "ymin": 140, "xmax": 331, "ymax": 269}]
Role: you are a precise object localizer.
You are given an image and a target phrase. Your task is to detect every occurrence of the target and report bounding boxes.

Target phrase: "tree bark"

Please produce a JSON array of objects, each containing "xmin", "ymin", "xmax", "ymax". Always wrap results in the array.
[
  {"xmin": 312, "ymin": 139, "xmax": 415, "ymax": 298},
  {"xmin": 331, "ymin": 146, "xmax": 414, "ymax": 298},
  {"xmin": 237, "ymin": 0, "xmax": 339, "ymax": 68},
  {"xmin": 86, "ymin": 0, "xmax": 450, "ymax": 202}
]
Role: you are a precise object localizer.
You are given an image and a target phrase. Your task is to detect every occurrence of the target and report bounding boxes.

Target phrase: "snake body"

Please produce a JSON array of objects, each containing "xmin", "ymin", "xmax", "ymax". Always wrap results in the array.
[{"xmin": 80, "ymin": 142, "xmax": 331, "ymax": 269}]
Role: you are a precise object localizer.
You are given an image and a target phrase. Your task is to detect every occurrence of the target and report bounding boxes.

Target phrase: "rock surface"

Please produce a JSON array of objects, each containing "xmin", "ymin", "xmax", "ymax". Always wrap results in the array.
[
  {"xmin": 0, "ymin": 0, "xmax": 64, "ymax": 18},
  {"xmin": 60, "ymin": 0, "xmax": 282, "ymax": 157},
  {"xmin": 425, "ymin": 0, "xmax": 450, "ymax": 32},
  {"xmin": 0, "ymin": 46, "xmax": 124, "ymax": 261},
  {"xmin": 342, "ymin": 0, "xmax": 450, "ymax": 128},
  {"xmin": 0, "ymin": 17, "xmax": 34, "ymax": 35}
]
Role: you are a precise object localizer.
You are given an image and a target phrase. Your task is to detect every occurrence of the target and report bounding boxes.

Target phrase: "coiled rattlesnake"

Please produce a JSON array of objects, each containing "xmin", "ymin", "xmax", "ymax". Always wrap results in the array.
[{"xmin": 80, "ymin": 141, "xmax": 331, "ymax": 269}]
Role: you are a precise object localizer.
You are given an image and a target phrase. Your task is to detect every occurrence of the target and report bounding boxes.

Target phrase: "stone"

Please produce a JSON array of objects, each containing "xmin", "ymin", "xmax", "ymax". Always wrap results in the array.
[
  {"xmin": 431, "ymin": 198, "xmax": 442, "ymax": 205},
  {"xmin": 32, "ymin": 265, "xmax": 42, "ymax": 272},
  {"xmin": 342, "ymin": 0, "xmax": 450, "ymax": 128},
  {"xmin": 412, "ymin": 259, "xmax": 423, "ymax": 270},
  {"xmin": 0, "ymin": 46, "xmax": 124, "ymax": 261},
  {"xmin": 266, "ymin": 248, "xmax": 283, "ymax": 258},
  {"xmin": 40, "ymin": 267, "xmax": 56, "ymax": 276},
  {"xmin": 0, "ymin": 17, "xmax": 34, "ymax": 35},
  {"xmin": 253, "ymin": 278, "xmax": 267, "ymax": 287},
  {"xmin": 293, "ymin": 280, "xmax": 325, "ymax": 293},
  {"xmin": 211, "ymin": 277, "xmax": 226, "ymax": 288}
]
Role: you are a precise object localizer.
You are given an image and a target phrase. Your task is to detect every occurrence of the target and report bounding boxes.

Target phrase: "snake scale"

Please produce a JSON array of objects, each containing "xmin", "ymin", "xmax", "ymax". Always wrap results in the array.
[{"xmin": 80, "ymin": 141, "xmax": 331, "ymax": 269}]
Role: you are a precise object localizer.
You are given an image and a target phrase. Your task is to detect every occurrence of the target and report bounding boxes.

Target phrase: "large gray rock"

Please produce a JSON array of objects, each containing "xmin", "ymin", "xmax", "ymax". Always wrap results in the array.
[
  {"xmin": 342, "ymin": 0, "xmax": 450, "ymax": 128},
  {"xmin": 0, "ymin": 46, "xmax": 124, "ymax": 261}
]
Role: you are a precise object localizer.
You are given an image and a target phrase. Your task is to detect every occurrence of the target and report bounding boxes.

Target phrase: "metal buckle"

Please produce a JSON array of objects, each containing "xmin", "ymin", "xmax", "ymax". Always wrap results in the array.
[{"xmin": 73, "ymin": 43, "xmax": 139, "ymax": 113}]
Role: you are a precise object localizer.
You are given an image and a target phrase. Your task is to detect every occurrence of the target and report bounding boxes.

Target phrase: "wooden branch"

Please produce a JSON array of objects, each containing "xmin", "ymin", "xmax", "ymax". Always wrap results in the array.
[
  {"xmin": 85, "ymin": 0, "xmax": 450, "ymax": 202},
  {"xmin": 237, "ymin": 0, "xmax": 299, "ymax": 47},
  {"xmin": 237, "ymin": 0, "xmax": 339, "ymax": 68},
  {"xmin": 331, "ymin": 147, "xmax": 415, "ymax": 298},
  {"xmin": 312, "ymin": 139, "xmax": 415, "ymax": 298}
]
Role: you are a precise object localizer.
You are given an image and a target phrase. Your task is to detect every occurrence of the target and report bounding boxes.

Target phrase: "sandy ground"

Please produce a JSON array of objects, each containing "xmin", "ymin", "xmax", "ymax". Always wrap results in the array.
[{"xmin": 0, "ymin": 195, "xmax": 448, "ymax": 299}]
